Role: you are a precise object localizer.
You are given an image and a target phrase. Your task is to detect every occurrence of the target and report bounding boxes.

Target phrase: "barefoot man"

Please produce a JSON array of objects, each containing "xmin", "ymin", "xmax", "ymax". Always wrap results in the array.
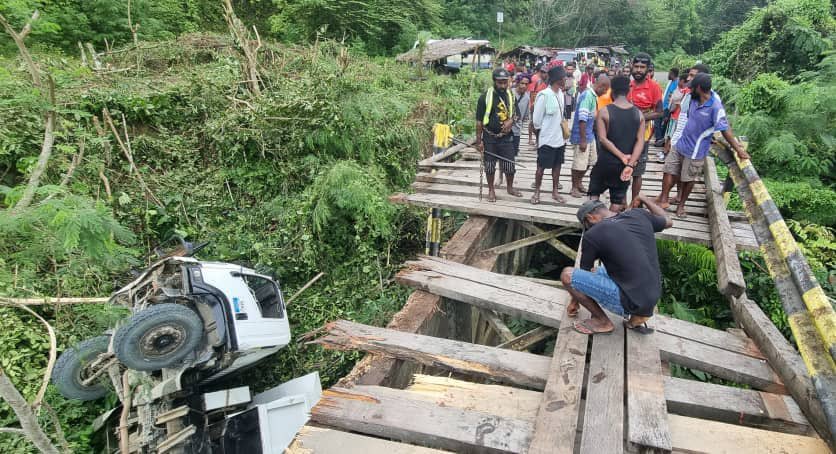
[
  {"xmin": 475, "ymin": 68, "xmax": 521, "ymax": 202},
  {"xmin": 531, "ymin": 65, "xmax": 568, "ymax": 204},
  {"xmin": 560, "ymin": 196, "xmax": 673, "ymax": 334}
]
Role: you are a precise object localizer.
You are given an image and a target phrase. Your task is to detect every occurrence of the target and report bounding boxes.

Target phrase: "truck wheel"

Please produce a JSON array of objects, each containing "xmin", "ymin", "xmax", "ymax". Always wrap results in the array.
[
  {"xmin": 113, "ymin": 304, "xmax": 204, "ymax": 371},
  {"xmin": 52, "ymin": 335, "xmax": 111, "ymax": 401}
]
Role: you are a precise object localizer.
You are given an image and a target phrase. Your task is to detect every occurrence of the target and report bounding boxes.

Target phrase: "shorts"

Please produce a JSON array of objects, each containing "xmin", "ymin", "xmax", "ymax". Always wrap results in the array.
[
  {"xmin": 484, "ymin": 137, "xmax": 516, "ymax": 176},
  {"xmin": 571, "ymin": 141, "xmax": 598, "ymax": 171},
  {"xmin": 537, "ymin": 144, "xmax": 565, "ymax": 169},
  {"xmin": 665, "ymin": 116, "xmax": 678, "ymax": 138},
  {"xmin": 664, "ymin": 147, "xmax": 705, "ymax": 183},
  {"xmin": 570, "ymin": 266, "xmax": 627, "ymax": 317},
  {"xmin": 633, "ymin": 141, "xmax": 649, "ymax": 177},
  {"xmin": 588, "ymin": 164, "xmax": 630, "ymax": 205},
  {"xmin": 513, "ymin": 135, "xmax": 521, "ymax": 156}
]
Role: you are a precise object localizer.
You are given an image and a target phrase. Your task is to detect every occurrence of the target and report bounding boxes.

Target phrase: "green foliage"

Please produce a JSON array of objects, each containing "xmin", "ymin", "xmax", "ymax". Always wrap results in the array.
[
  {"xmin": 736, "ymin": 73, "xmax": 789, "ymax": 114},
  {"xmin": 704, "ymin": 0, "xmax": 835, "ymax": 80}
]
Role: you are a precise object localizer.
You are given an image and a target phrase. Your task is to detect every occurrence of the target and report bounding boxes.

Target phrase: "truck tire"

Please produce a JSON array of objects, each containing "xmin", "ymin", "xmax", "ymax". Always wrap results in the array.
[
  {"xmin": 52, "ymin": 335, "xmax": 111, "ymax": 401},
  {"xmin": 113, "ymin": 304, "xmax": 204, "ymax": 371}
]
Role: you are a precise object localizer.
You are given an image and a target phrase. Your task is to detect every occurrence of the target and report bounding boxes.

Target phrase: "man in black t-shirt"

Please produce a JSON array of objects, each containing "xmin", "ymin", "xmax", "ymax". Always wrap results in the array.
[
  {"xmin": 560, "ymin": 196, "xmax": 673, "ymax": 334},
  {"xmin": 475, "ymin": 68, "xmax": 522, "ymax": 203}
]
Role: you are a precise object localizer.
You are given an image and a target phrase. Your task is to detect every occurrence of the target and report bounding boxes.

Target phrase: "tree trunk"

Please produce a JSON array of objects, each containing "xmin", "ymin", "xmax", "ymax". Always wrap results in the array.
[{"xmin": 0, "ymin": 370, "xmax": 60, "ymax": 454}]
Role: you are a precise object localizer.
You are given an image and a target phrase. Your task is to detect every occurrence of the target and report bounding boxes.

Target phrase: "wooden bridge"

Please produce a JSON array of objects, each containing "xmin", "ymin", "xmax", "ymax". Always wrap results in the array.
[{"xmin": 289, "ymin": 129, "xmax": 835, "ymax": 453}]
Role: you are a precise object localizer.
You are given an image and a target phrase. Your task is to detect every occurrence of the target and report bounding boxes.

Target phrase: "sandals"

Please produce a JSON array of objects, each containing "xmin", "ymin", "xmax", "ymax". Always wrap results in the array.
[
  {"xmin": 624, "ymin": 320, "xmax": 655, "ymax": 335},
  {"xmin": 573, "ymin": 320, "xmax": 614, "ymax": 335}
]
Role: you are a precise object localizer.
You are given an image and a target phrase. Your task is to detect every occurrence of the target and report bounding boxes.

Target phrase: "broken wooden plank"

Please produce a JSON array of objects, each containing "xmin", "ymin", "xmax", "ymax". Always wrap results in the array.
[
  {"xmin": 519, "ymin": 222, "xmax": 577, "ymax": 260},
  {"xmin": 627, "ymin": 329, "xmax": 672, "ymax": 452},
  {"xmin": 664, "ymin": 376, "xmax": 813, "ymax": 436},
  {"xmin": 289, "ymin": 425, "xmax": 448, "ymax": 454},
  {"xmin": 497, "ymin": 326, "xmax": 556, "ymax": 351},
  {"xmin": 527, "ymin": 307, "xmax": 590, "ymax": 454},
  {"xmin": 704, "ymin": 157, "xmax": 746, "ymax": 297},
  {"xmin": 655, "ymin": 332, "xmax": 786, "ymax": 394},
  {"xmin": 312, "ymin": 320, "xmax": 550, "ymax": 389},
  {"xmin": 580, "ymin": 313, "xmax": 625, "ymax": 454},
  {"xmin": 311, "ymin": 386, "xmax": 532, "ymax": 453},
  {"xmin": 668, "ymin": 414, "xmax": 830, "ymax": 454}
]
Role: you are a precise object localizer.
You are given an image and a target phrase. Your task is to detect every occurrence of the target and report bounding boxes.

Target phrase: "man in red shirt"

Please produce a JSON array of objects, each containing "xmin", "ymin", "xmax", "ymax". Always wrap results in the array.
[
  {"xmin": 578, "ymin": 64, "xmax": 595, "ymax": 91},
  {"xmin": 528, "ymin": 63, "xmax": 549, "ymax": 145},
  {"xmin": 627, "ymin": 53, "xmax": 663, "ymax": 205}
]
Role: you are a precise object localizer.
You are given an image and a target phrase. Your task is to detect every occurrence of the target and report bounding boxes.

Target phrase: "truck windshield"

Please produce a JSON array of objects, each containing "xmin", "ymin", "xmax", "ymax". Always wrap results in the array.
[{"xmin": 243, "ymin": 275, "xmax": 285, "ymax": 319}]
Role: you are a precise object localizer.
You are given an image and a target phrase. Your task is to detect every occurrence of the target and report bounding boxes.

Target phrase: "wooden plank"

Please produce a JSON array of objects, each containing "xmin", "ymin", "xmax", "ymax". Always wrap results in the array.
[
  {"xmin": 312, "ymin": 320, "xmax": 551, "ymax": 389},
  {"xmin": 289, "ymin": 426, "xmax": 448, "ymax": 454},
  {"xmin": 417, "ymin": 140, "xmax": 472, "ymax": 166},
  {"xmin": 580, "ymin": 313, "xmax": 625, "ymax": 454},
  {"xmin": 497, "ymin": 326, "xmax": 556, "ymax": 351},
  {"xmin": 482, "ymin": 310, "xmax": 516, "ymax": 343},
  {"xmin": 668, "ymin": 414, "xmax": 830, "ymax": 454},
  {"xmin": 652, "ymin": 315, "xmax": 766, "ymax": 360},
  {"xmin": 480, "ymin": 227, "xmax": 570, "ymax": 256},
  {"xmin": 311, "ymin": 386, "xmax": 532, "ymax": 454},
  {"xmin": 520, "ymin": 222, "xmax": 577, "ymax": 260},
  {"xmin": 405, "ymin": 374, "xmax": 542, "ymax": 422},
  {"xmin": 655, "ymin": 332, "xmax": 786, "ymax": 394},
  {"xmin": 627, "ymin": 328, "xmax": 673, "ymax": 452},
  {"xmin": 527, "ymin": 307, "xmax": 590, "ymax": 454},
  {"xmin": 704, "ymin": 157, "xmax": 746, "ymax": 297},
  {"xmin": 663, "ymin": 377, "xmax": 813, "ymax": 436}
]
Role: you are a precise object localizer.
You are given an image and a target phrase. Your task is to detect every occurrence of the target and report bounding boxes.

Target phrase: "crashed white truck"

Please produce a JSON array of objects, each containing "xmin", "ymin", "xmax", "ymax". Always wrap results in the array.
[{"xmin": 51, "ymin": 243, "xmax": 320, "ymax": 453}]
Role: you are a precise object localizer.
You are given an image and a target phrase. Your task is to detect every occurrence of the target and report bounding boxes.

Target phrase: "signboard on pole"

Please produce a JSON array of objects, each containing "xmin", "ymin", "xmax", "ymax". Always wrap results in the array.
[{"xmin": 497, "ymin": 11, "xmax": 504, "ymax": 23}]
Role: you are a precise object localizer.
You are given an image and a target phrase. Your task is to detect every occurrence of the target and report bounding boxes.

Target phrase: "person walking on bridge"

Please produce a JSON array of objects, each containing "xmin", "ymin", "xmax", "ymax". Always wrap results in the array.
[
  {"xmin": 561, "ymin": 196, "xmax": 673, "ymax": 335},
  {"xmin": 656, "ymin": 73, "xmax": 749, "ymax": 218},
  {"xmin": 531, "ymin": 66, "xmax": 568, "ymax": 204},
  {"xmin": 475, "ymin": 68, "xmax": 522, "ymax": 203}
]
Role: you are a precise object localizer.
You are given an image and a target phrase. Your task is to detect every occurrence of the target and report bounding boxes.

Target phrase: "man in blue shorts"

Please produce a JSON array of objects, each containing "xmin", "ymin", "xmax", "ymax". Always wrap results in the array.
[{"xmin": 560, "ymin": 196, "xmax": 673, "ymax": 334}]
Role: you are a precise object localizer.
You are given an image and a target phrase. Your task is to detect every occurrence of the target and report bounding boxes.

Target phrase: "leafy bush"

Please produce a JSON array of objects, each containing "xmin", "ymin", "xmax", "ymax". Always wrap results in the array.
[{"xmin": 736, "ymin": 73, "xmax": 789, "ymax": 114}]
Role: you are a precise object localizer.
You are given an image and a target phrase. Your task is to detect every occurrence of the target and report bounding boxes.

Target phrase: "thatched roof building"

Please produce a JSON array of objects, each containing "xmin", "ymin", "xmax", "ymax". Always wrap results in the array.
[{"xmin": 396, "ymin": 39, "xmax": 494, "ymax": 64}]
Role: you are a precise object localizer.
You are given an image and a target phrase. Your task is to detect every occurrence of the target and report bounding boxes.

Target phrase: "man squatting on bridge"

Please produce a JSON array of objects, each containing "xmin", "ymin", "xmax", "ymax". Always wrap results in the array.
[
  {"xmin": 475, "ymin": 68, "xmax": 522, "ymax": 202},
  {"xmin": 561, "ymin": 196, "xmax": 673, "ymax": 334}
]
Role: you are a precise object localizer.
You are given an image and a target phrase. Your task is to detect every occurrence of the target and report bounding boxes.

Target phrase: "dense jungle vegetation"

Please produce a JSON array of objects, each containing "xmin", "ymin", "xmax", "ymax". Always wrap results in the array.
[{"xmin": 0, "ymin": 0, "xmax": 834, "ymax": 452}]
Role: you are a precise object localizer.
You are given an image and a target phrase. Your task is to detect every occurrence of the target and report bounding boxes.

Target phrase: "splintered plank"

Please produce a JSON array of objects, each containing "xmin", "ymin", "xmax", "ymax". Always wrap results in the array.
[
  {"xmin": 668, "ymin": 414, "xmax": 830, "ymax": 454},
  {"xmin": 527, "ymin": 307, "xmax": 590, "ymax": 454},
  {"xmin": 704, "ymin": 157, "xmax": 746, "ymax": 297},
  {"xmin": 579, "ymin": 314, "xmax": 625, "ymax": 453},
  {"xmin": 655, "ymin": 332, "xmax": 786, "ymax": 394},
  {"xmin": 626, "ymin": 329, "xmax": 672, "ymax": 452},
  {"xmin": 311, "ymin": 386, "xmax": 532, "ymax": 453},
  {"xmin": 663, "ymin": 377, "xmax": 813, "ymax": 435},
  {"xmin": 312, "ymin": 320, "xmax": 550, "ymax": 389},
  {"xmin": 289, "ymin": 426, "xmax": 449, "ymax": 454}
]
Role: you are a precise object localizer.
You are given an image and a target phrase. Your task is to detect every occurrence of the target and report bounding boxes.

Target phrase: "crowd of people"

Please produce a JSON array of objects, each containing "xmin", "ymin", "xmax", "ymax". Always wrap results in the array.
[{"xmin": 474, "ymin": 52, "xmax": 751, "ymax": 334}]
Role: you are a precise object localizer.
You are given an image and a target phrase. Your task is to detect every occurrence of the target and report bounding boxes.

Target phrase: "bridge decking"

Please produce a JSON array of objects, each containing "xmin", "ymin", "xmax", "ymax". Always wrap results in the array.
[
  {"xmin": 289, "ymin": 128, "xmax": 833, "ymax": 452},
  {"xmin": 394, "ymin": 129, "xmax": 758, "ymax": 250}
]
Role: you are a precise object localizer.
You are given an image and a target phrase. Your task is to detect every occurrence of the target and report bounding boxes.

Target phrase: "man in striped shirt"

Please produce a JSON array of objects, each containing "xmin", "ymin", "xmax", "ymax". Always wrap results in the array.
[{"xmin": 656, "ymin": 73, "xmax": 749, "ymax": 218}]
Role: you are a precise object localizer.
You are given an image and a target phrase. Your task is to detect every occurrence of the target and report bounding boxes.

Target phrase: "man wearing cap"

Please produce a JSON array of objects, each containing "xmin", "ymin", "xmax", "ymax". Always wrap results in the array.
[
  {"xmin": 656, "ymin": 73, "xmax": 749, "ymax": 218},
  {"xmin": 531, "ymin": 65, "xmax": 568, "ymax": 204},
  {"xmin": 627, "ymin": 53, "xmax": 663, "ymax": 205},
  {"xmin": 561, "ymin": 196, "xmax": 673, "ymax": 334},
  {"xmin": 475, "ymin": 68, "xmax": 523, "ymax": 203}
]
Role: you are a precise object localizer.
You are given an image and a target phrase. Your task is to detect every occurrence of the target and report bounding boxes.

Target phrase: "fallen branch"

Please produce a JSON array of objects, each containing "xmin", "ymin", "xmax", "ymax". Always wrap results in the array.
[
  {"xmin": 101, "ymin": 108, "xmax": 163, "ymax": 208},
  {"xmin": 44, "ymin": 137, "xmax": 85, "ymax": 202},
  {"xmin": 0, "ymin": 299, "xmax": 58, "ymax": 409},
  {"xmin": 13, "ymin": 75, "xmax": 56, "ymax": 212},
  {"xmin": 0, "ymin": 11, "xmax": 42, "ymax": 88},
  {"xmin": 285, "ymin": 272, "xmax": 325, "ymax": 306},
  {"xmin": 0, "ymin": 297, "xmax": 109, "ymax": 306}
]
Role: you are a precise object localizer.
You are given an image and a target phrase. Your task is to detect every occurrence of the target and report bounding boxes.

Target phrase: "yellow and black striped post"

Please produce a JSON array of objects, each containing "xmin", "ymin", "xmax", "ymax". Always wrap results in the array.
[
  {"xmin": 425, "ymin": 124, "xmax": 451, "ymax": 256},
  {"xmin": 717, "ymin": 142, "xmax": 836, "ymax": 441}
]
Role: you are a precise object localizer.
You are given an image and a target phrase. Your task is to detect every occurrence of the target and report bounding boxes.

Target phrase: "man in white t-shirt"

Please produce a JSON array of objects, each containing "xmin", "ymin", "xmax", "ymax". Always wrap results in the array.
[{"xmin": 531, "ymin": 66, "xmax": 568, "ymax": 204}]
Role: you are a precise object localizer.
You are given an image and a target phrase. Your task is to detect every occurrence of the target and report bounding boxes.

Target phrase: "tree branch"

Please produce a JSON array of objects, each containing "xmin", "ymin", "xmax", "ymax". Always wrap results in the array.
[
  {"xmin": 13, "ymin": 75, "xmax": 56, "ymax": 213},
  {"xmin": 0, "ymin": 11, "xmax": 42, "ymax": 88}
]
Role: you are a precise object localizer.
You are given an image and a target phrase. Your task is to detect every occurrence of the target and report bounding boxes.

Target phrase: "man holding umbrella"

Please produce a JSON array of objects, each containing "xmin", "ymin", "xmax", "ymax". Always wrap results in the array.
[{"xmin": 475, "ymin": 68, "xmax": 522, "ymax": 203}]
